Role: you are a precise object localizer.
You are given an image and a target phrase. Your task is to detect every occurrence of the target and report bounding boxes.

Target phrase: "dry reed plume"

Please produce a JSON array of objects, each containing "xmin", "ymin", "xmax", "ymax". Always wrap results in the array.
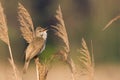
[
  {"xmin": 0, "ymin": 2, "xmax": 9, "ymax": 44},
  {"xmin": 78, "ymin": 38, "xmax": 94, "ymax": 80},
  {"xmin": 18, "ymin": 3, "xmax": 35, "ymax": 43},
  {"xmin": 51, "ymin": 5, "xmax": 76, "ymax": 80},
  {"xmin": 103, "ymin": 15, "xmax": 120, "ymax": 31},
  {"xmin": 0, "ymin": 2, "xmax": 21, "ymax": 80},
  {"xmin": 51, "ymin": 5, "xmax": 70, "ymax": 60},
  {"xmin": 18, "ymin": 3, "xmax": 48, "ymax": 80}
]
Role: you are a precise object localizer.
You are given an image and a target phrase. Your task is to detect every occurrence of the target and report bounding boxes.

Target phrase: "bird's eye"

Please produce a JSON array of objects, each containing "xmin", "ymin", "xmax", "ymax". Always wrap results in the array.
[{"xmin": 38, "ymin": 30, "xmax": 41, "ymax": 32}]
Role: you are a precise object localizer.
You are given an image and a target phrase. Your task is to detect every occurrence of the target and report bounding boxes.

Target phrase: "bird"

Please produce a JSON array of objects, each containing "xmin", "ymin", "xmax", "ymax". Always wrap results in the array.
[{"xmin": 23, "ymin": 27, "xmax": 48, "ymax": 73}]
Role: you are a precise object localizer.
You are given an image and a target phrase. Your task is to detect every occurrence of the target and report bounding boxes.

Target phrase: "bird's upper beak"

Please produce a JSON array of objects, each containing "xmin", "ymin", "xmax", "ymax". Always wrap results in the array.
[{"xmin": 43, "ymin": 27, "xmax": 49, "ymax": 32}]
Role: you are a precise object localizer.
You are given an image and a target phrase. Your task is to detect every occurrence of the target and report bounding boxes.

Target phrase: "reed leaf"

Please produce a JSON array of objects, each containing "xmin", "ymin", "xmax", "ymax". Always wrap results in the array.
[{"xmin": 103, "ymin": 15, "xmax": 120, "ymax": 31}]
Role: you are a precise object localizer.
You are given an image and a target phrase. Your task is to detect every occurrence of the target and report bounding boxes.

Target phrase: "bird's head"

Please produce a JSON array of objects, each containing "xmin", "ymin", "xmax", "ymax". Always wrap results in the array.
[{"xmin": 35, "ymin": 27, "xmax": 48, "ymax": 40}]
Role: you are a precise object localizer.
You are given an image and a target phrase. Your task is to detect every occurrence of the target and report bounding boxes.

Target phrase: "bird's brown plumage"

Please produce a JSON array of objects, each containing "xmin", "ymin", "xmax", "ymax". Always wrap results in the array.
[
  {"xmin": 25, "ymin": 37, "xmax": 45, "ymax": 60},
  {"xmin": 23, "ymin": 37, "xmax": 45, "ymax": 73}
]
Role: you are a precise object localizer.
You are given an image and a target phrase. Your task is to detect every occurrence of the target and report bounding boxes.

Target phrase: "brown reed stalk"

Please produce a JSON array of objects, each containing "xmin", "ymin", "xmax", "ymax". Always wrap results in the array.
[
  {"xmin": 51, "ymin": 5, "xmax": 76, "ymax": 80},
  {"xmin": 78, "ymin": 38, "xmax": 94, "ymax": 80},
  {"xmin": 35, "ymin": 58, "xmax": 48, "ymax": 80},
  {"xmin": 18, "ymin": 3, "xmax": 48, "ymax": 80},
  {"xmin": 0, "ymin": 2, "xmax": 21, "ymax": 80},
  {"xmin": 103, "ymin": 15, "xmax": 120, "ymax": 31}
]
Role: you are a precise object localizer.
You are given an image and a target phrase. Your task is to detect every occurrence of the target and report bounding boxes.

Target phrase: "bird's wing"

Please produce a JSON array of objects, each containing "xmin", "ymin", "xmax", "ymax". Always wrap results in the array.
[
  {"xmin": 18, "ymin": 3, "xmax": 35, "ymax": 43},
  {"xmin": 25, "ymin": 38, "xmax": 45, "ymax": 60}
]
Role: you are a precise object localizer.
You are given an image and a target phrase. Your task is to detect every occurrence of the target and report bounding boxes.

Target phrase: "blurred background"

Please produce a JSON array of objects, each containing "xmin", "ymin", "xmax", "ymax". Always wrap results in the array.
[{"xmin": 0, "ymin": 0, "xmax": 120, "ymax": 80}]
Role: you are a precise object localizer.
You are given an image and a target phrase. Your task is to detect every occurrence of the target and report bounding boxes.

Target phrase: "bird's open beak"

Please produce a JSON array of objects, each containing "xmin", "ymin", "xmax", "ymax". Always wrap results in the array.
[{"xmin": 43, "ymin": 27, "xmax": 49, "ymax": 32}]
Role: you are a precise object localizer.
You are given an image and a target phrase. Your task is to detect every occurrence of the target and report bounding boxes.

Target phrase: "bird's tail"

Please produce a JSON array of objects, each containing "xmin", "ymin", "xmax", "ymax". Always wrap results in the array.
[{"xmin": 23, "ymin": 60, "xmax": 30, "ymax": 73}]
